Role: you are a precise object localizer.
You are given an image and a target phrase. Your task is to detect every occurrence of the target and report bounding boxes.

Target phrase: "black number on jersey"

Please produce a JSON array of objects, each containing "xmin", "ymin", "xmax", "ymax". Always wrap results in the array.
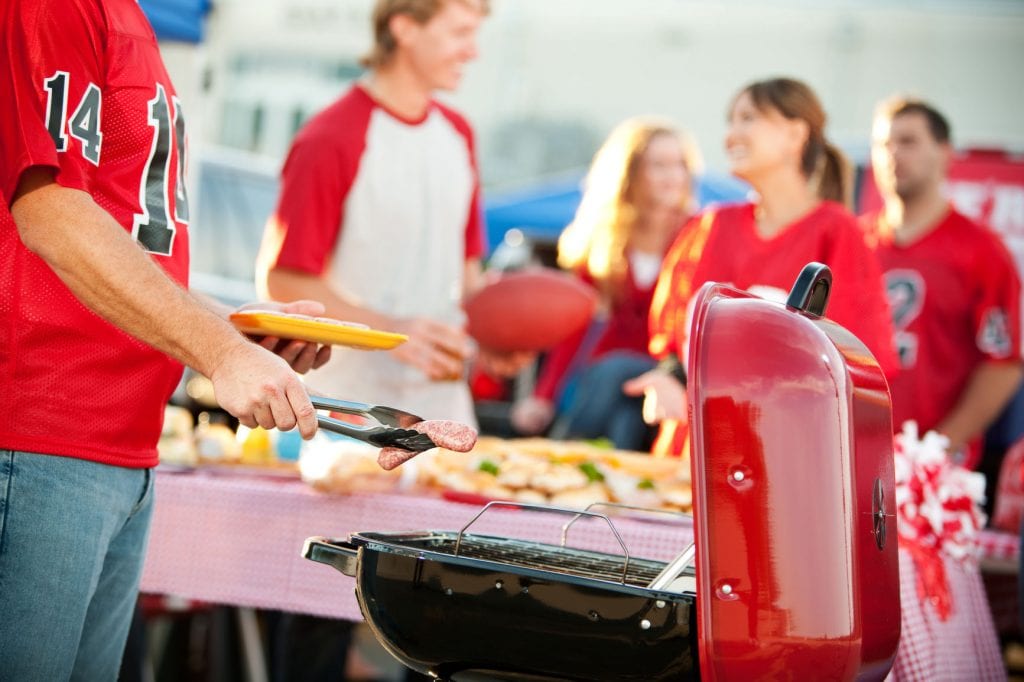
[
  {"xmin": 69, "ymin": 84, "xmax": 103, "ymax": 165},
  {"xmin": 884, "ymin": 269, "xmax": 926, "ymax": 369},
  {"xmin": 43, "ymin": 74, "xmax": 188, "ymax": 255},
  {"xmin": 43, "ymin": 71, "xmax": 70, "ymax": 152},
  {"xmin": 172, "ymin": 97, "xmax": 190, "ymax": 225},
  {"xmin": 43, "ymin": 72, "xmax": 102, "ymax": 165},
  {"xmin": 133, "ymin": 84, "xmax": 177, "ymax": 255}
]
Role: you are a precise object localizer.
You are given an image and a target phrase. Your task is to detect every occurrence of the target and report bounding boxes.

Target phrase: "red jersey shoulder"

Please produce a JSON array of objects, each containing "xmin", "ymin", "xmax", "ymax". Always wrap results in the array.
[
  {"xmin": 104, "ymin": 0, "xmax": 159, "ymax": 39},
  {"xmin": 942, "ymin": 208, "xmax": 1016, "ymax": 258},
  {"xmin": 696, "ymin": 201, "xmax": 754, "ymax": 243},
  {"xmin": 807, "ymin": 201, "xmax": 861, "ymax": 239},
  {"xmin": 816, "ymin": 200, "xmax": 854, "ymax": 222},
  {"xmin": 708, "ymin": 201, "xmax": 754, "ymax": 224}
]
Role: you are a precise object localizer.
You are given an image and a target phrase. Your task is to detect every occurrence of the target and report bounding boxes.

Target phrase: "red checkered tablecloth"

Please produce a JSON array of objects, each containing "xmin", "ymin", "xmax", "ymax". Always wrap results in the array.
[
  {"xmin": 140, "ymin": 469, "xmax": 693, "ymax": 621},
  {"xmin": 141, "ymin": 469, "xmax": 1005, "ymax": 679},
  {"xmin": 885, "ymin": 551, "xmax": 1005, "ymax": 682},
  {"xmin": 978, "ymin": 528, "xmax": 1020, "ymax": 564}
]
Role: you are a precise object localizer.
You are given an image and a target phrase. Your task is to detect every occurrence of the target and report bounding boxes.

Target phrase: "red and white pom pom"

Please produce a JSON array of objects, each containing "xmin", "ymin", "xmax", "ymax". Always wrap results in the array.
[{"xmin": 893, "ymin": 421, "xmax": 987, "ymax": 561}]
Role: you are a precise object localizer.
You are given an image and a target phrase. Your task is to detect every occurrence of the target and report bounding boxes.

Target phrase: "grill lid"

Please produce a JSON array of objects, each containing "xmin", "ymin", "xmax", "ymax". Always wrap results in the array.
[{"xmin": 688, "ymin": 263, "xmax": 900, "ymax": 681}]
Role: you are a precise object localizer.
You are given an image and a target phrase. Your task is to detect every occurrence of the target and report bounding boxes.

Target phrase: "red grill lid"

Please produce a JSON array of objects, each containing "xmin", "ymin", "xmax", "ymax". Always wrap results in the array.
[{"xmin": 688, "ymin": 274, "xmax": 900, "ymax": 681}]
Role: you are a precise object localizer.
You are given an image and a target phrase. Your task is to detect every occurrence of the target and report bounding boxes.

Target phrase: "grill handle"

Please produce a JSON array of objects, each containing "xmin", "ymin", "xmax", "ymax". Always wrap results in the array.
[
  {"xmin": 560, "ymin": 502, "xmax": 691, "ymax": 548},
  {"xmin": 302, "ymin": 536, "xmax": 359, "ymax": 577},
  {"xmin": 454, "ymin": 501, "xmax": 634, "ymax": 584},
  {"xmin": 785, "ymin": 262, "xmax": 832, "ymax": 318}
]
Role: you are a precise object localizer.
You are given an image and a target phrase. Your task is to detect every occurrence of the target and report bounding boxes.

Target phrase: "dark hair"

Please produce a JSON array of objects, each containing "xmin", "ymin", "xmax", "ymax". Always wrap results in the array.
[
  {"xmin": 738, "ymin": 77, "xmax": 852, "ymax": 208},
  {"xmin": 876, "ymin": 97, "xmax": 952, "ymax": 144}
]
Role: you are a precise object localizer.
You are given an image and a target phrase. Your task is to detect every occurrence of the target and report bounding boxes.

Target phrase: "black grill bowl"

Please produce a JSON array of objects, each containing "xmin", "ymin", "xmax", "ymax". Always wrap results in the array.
[{"xmin": 306, "ymin": 533, "xmax": 698, "ymax": 682}]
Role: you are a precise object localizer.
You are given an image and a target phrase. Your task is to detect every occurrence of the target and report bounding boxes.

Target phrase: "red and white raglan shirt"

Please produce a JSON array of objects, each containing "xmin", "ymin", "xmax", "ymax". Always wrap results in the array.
[
  {"xmin": 266, "ymin": 84, "xmax": 484, "ymax": 425},
  {"xmin": 0, "ymin": 0, "xmax": 190, "ymax": 467},
  {"xmin": 648, "ymin": 201, "xmax": 898, "ymax": 457},
  {"xmin": 862, "ymin": 207, "xmax": 1023, "ymax": 468}
]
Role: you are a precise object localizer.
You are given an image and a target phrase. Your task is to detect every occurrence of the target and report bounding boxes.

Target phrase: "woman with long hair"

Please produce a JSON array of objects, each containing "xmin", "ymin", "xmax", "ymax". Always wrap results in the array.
[
  {"xmin": 510, "ymin": 116, "xmax": 700, "ymax": 450},
  {"xmin": 624, "ymin": 77, "xmax": 897, "ymax": 457}
]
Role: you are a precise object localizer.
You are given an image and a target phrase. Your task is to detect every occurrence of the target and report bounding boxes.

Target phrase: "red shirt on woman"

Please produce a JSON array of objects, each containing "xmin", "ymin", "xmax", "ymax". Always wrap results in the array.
[{"xmin": 649, "ymin": 201, "xmax": 897, "ymax": 457}]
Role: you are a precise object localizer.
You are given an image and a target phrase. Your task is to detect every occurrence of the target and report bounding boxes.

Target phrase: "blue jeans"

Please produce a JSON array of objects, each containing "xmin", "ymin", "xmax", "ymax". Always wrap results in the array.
[
  {"xmin": 0, "ymin": 450, "xmax": 154, "ymax": 682},
  {"xmin": 560, "ymin": 351, "xmax": 657, "ymax": 451}
]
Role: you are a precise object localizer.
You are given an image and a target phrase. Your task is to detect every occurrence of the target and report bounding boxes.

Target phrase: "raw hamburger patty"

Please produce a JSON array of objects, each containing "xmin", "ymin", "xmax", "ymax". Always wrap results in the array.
[{"xmin": 377, "ymin": 420, "xmax": 478, "ymax": 470}]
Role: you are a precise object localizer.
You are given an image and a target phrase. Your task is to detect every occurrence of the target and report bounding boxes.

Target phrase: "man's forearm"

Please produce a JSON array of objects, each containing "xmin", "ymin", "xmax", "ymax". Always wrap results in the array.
[
  {"xmin": 12, "ymin": 177, "xmax": 244, "ymax": 378},
  {"xmin": 937, "ymin": 361, "xmax": 1024, "ymax": 452}
]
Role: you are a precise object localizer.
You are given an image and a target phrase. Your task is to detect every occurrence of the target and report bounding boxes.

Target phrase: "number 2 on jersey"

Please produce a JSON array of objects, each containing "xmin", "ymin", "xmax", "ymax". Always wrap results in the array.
[{"xmin": 43, "ymin": 73, "xmax": 189, "ymax": 256}]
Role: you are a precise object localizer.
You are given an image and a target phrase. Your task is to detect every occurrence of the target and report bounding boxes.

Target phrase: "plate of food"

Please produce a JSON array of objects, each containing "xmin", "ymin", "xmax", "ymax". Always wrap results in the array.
[{"xmin": 230, "ymin": 311, "xmax": 408, "ymax": 350}]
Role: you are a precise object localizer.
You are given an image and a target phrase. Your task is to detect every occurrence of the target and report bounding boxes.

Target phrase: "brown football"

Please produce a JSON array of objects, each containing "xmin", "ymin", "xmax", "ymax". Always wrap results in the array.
[{"xmin": 464, "ymin": 268, "xmax": 598, "ymax": 352}]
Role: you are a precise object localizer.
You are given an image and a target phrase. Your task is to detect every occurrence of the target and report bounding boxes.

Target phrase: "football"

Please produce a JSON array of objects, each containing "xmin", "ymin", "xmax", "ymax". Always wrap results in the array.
[{"xmin": 464, "ymin": 268, "xmax": 599, "ymax": 352}]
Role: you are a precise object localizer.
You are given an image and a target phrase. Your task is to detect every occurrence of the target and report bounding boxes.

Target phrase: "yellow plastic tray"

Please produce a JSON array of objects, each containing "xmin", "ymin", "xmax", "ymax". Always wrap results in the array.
[{"xmin": 230, "ymin": 311, "xmax": 407, "ymax": 350}]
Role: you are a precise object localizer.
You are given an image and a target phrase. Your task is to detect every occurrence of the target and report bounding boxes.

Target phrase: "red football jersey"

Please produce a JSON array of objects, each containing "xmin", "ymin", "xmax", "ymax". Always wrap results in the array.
[
  {"xmin": 863, "ymin": 207, "xmax": 1023, "ymax": 463},
  {"xmin": 649, "ymin": 201, "xmax": 897, "ymax": 457},
  {"xmin": 0, "ymin": 0, "xmax": 190, "ymax": 467}
]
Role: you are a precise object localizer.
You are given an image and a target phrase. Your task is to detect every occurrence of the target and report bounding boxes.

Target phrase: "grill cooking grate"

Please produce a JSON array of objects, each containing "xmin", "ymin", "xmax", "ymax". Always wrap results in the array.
[{"xmin": 389, "ymin": 533, "xmax": 669, "ymax": 586}]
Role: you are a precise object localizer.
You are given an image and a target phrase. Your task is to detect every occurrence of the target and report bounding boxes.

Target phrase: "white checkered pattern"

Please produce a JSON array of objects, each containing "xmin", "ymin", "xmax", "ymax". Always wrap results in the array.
[{"xmin": 142, "ymin": 470, "xmax": 1005, "ymax": 679}]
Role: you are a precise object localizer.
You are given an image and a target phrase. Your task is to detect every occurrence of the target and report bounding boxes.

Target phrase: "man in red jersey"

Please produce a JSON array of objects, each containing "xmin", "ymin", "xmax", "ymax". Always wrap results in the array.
[
  {"xmin": 0, "ymin": 1, "xmax": 332, "ymax": 677},
  {"xmin": 863, "ymin": 97, "xmax": 1023, "ymax": 469}
]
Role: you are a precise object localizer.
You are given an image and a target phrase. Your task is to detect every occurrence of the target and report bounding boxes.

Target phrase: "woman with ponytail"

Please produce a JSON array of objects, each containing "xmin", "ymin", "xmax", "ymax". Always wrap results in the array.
[{"xmin": 624, "ymin": 77, "xmax": 897, "ymax": 458}]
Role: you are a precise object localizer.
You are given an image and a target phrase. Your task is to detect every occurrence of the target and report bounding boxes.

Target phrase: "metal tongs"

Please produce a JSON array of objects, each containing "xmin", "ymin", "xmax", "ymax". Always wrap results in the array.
[{"xmin": 310, "ymin": 395, "xmax": 438, "ymax": 452}]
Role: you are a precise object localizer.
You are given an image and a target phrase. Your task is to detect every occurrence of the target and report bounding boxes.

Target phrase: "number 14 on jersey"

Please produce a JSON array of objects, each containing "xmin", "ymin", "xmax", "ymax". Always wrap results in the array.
[{"xmin": 43, "ymin": 72, "xmax": 189, "ymax": 256}]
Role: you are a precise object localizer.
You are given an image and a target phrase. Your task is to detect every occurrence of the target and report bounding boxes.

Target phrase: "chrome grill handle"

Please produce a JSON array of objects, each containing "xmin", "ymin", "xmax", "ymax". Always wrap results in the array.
[
  {"xmin": 454, "ymin": 501, "xmax": 633, "ymax": 584},
  {"xmin": 560, "ymin": 502, "xmax": 690, "ymax": 548}
]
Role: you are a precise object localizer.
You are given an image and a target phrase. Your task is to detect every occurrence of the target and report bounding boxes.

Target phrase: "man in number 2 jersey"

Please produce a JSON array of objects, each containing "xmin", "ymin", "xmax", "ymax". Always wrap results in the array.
[{"xmin": 861, "ymin": 97, "xmax": 1023, "ymax": 469}]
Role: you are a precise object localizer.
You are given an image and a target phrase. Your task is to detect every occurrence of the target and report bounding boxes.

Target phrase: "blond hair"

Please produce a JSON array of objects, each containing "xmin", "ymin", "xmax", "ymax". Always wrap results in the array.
[
  {"xmin": 361, "ymin": 0, "xmax": 490, "ymax": 69},
  {"xmin": 557, "ymin": 117, "xmax": 700, "ymax": 301}
]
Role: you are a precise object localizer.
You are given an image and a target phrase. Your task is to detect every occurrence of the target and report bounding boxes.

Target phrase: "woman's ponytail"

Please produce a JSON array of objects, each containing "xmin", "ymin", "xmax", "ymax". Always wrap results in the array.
[{"xmin": 816, "ymin": 141, "xmax": 853, "ymax": 210}]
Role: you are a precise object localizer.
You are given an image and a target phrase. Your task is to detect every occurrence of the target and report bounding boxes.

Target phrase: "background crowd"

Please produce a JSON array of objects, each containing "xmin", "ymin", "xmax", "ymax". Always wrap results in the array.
[{"xmin": 2, "ymin": 0, "xmax": 1023, "ymax": 680}]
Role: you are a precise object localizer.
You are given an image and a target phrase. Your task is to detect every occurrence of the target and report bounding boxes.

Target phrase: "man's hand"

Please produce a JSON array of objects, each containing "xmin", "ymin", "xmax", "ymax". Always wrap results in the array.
[
  {"xmin": 208, "ymin": 338, "xmax": 318, "ymax": 439},
  {"xmin": 388, "ymin": 317, "xmax": 473, "ymax": 381},
  {"xmin": 235, "ymin": 300, "xmax": 332, "ymax": 374},
  {"xmin": 622, "ymin": 369, "xmax": 688, "ymax": 425},
  {"xmin": 476, "ymin": 347, "xmax": 536, "ymax": 379}
]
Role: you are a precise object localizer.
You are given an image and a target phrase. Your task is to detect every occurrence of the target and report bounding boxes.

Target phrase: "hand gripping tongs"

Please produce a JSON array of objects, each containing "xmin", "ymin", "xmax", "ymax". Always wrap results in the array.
[{"xmin": 309, "ymin": 395, "xmax": 438, "ymax": 453}]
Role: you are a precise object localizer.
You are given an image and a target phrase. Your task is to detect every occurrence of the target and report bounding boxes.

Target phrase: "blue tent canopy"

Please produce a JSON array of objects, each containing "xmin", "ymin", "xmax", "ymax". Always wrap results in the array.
[
  {"xmin": 483, "ymin": 172, "xmax": 750, "ymax": 253},
  {"xmin": 139, "ymin": 0, "xmax": 211, "ymax": 43}
]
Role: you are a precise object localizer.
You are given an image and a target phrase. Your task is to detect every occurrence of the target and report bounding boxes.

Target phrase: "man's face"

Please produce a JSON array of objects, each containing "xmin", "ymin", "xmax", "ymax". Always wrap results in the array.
[
  {"xmin": 871, "ymin": 111, "xmax": 949, "ymax": 201},
  {"xmin": 398, "ymin": 1, "xmax": 483, "ymax": 92}
]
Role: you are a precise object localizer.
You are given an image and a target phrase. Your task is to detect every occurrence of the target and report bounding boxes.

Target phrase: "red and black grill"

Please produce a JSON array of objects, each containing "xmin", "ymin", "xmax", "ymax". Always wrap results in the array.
[{"xmin": 304, "ymin": 263, "xmax": 902, "ymax": 681}]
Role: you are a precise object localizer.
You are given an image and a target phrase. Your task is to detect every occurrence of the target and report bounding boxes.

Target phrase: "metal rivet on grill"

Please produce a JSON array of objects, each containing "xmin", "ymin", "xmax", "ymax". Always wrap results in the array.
[
  {"xmin": 444, "ymin": 588, "xmax": 453, "ymax": 596},
  {"xmin": 655, "ymin": 600, "xmax": 666, "ymax": 609},
  {"xmin": 588, "ymin": 611, "xmax": 599, "ymax": 621},
  {"xmin": 728, "ymin": 466, "xmax": 753, "ymax": 489},
  {"xmin": 715, "ymin": 581, "xmax": 739, "ymax": 601},
  {"xmin": 640, "ymin": 619, "xmax": 651, "ymax": 630},
  {"xmin": 495, "ymin": 580, "xmax": 503, "ymax": 590}
]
